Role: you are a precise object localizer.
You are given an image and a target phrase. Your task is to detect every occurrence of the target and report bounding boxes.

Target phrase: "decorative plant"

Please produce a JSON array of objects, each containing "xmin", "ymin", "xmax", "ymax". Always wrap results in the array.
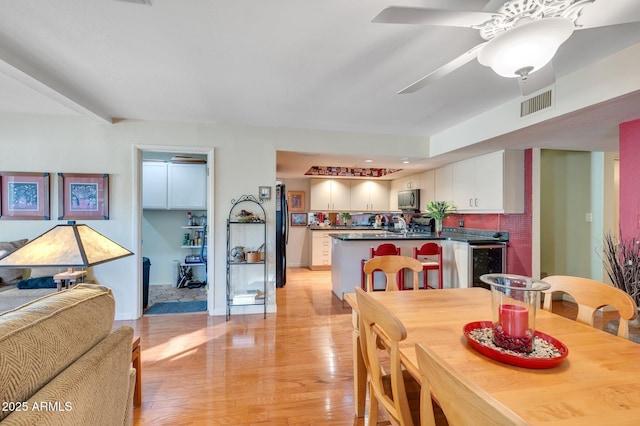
[
  {"xmin": 601, "ymin": 231, "xmax": 640, "ymax": 306},
  {"xmin": 425, "ymin": 200, "xmax": 456, "ymax": 220},
  {"xmin": 340, "ymin": 212, "xmax": 351, "ymax": 221}
]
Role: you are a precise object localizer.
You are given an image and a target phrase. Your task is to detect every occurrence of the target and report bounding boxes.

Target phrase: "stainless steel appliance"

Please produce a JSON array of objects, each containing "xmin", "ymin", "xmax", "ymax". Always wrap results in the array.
[
  {"xmin": 276, "ymin": 184, "xmax": 288, "ymax": 287},
  {"xmin": 469, "ymin": 243, "xmax": 506, "ymax": 289},
  {"xmin": 398, "ymin": 189, "xmax": 420, "ymax": 211}
]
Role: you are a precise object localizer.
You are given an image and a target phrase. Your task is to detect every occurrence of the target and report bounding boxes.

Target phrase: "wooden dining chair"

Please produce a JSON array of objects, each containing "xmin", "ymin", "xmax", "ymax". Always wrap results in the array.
[
  {"xmin": 412, "ymin": 243, "xmax": 443, "ymax": 290},
  {"xmin": 541, "ymin": 275, "xmax": 638, "ymax": 339},
  {"xmin": 355, "ymin": 287, "xmax": 421, "ymax": 426},
  {"xmin": 362, "ymin": 243, "xmax": 403, "ymax": 290},
  {"xmin": 363, "ymin": 256, "xmax": 423, "ymax": 292},
  {"xmin": 415, "ymin": 342, "xmax": 528, "ymax": 426}
]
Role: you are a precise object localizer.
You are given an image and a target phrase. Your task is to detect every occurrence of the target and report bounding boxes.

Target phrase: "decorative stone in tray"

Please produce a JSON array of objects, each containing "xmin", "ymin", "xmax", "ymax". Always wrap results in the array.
[{"xmin": 463, "ymin": 321, "xmax": 569, "ymax": 369}]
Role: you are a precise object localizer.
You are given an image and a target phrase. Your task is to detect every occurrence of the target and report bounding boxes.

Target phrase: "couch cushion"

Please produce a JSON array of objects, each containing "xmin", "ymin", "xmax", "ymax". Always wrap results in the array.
[
  {"xmin": 0, "ymin": 239, "xmax": 28, "ymax": 284},
  {"xmin": 0, "ymin": 284, "xmax": 115, "ymax": 421}
]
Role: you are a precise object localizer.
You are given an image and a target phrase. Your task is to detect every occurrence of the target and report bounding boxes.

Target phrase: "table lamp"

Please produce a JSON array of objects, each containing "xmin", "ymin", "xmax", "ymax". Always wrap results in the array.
[{"xmin": 0, "ymin": 221, "xmax": 133, "ymax": 275}]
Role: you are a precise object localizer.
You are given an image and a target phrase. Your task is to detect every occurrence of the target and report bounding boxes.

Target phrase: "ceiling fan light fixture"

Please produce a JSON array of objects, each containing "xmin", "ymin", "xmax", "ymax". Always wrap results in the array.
[{"xmin": 478, "ymin": 18, "xmax": 574, "ymax": 78}]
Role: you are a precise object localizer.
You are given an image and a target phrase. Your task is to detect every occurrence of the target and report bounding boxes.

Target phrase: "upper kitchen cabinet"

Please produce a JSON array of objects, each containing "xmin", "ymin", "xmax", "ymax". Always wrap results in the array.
[
  {"xmin": 310, "ymin": 178, "xmax": 351, "ymax": 211},
  {"xmin": 419, "ymin": 170, "xmax": 435, "ymax": 205},
  {"xmin": 350, "ymin": 180, "xmax": 390, "ymax": 212},
  {"xmin": 143, "ymin": 162, "xmax": 207, "ymax": 210},
  {"xmin": 452, "ymin": 150, "xmax": 524, "ymax": 213},
  {"xmin": 434, "ymin": 165, "xmax": 454, "ymax": 206},
  {"xmin": 142, "ymin": 162, "xmax": 169, "ymax": 209},
  {"xmin": 398, "ymin": 175, "xmax": 420, "ymax": 190},
  {"xmin": 389, "ymin": 179, "xmax": 402, "ymax": 211}
]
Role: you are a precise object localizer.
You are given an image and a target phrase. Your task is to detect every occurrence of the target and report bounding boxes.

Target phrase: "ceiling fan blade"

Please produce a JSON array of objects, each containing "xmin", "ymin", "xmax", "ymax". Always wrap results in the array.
[
  {"xmin": 574, "ymin": 1, "xmax": 640, "ymax": 29},
  {"xmin": 372, "ymin": 6, "xmax": 495, "ymax": 28},
  {"xmin": 398, "ymin": 42, "xmax": 487, "ymax": 94},
  {"xmin": 518, "ymin": 62, "xmax": 556, "ymax": 96},
  {"xmin": 483, "ymin": 0, "xmax": 507, "ymax": 12}
]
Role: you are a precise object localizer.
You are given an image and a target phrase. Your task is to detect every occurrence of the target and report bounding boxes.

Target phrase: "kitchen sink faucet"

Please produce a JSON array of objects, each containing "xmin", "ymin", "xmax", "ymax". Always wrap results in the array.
[{"xmin": 393, "ymin": 216, "xmax": 407, "ymax": 234}]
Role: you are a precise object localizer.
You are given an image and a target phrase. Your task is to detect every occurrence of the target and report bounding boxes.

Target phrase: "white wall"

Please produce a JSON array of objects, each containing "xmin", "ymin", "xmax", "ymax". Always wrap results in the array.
[{"xmin": 0, "ymin": 114, "xmax": 425, "ymax": 319}]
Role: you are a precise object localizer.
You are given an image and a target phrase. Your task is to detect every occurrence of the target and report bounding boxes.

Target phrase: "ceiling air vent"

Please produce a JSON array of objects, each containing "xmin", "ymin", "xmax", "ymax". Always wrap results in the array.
[{"xmin": 520, "ymin": 89, "xmax": 553, "ymax": 117}]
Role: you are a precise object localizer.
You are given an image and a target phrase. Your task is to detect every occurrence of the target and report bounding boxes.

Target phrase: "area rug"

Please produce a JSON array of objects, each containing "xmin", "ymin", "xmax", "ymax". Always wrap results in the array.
[{"xmin": 144, "ymin": 301, "xmax": 207, "ymax": 315}]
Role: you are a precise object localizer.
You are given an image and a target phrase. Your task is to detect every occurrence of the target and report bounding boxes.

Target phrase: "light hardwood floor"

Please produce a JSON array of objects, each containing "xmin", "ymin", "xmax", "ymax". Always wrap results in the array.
[
  {"xmin": 117, "ymin": 268, "xmax": 361, "ymax": 425},
  {"xmin": 116, "ymin": 268, "xmax": 619, "ymax": 425}
]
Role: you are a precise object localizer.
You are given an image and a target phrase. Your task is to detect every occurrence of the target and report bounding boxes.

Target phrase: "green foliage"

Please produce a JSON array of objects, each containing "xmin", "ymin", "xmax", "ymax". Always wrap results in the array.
[{"xmin": 425, "ymin": 200, "xmax": 456, "ymax": 220}]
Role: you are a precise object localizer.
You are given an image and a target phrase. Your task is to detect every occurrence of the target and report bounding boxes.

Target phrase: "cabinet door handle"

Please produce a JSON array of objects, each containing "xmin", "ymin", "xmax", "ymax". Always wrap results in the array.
[
  {"xmin": 475, "ymin": 198, "xmax": 478, "ymax": 207},
  {"xmin": 469, "ymin": 198, "xmax": 473, "ymax": 207}
]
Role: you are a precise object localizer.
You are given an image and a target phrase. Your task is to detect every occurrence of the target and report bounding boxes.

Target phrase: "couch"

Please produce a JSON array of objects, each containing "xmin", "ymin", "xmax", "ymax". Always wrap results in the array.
[
  {"xmin": 0, "ymin": 284, "xmax": 135, "ymax": 425},
  {"xmin": 0, "ymin": 239, "xmax": 58, "ymax": 313}
]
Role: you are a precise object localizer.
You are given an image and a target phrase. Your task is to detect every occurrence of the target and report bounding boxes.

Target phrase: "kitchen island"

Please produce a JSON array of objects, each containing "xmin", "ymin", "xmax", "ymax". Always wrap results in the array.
[{"xmin": 330, "ymin": 230, "xmax": 508, "ymax": 300}]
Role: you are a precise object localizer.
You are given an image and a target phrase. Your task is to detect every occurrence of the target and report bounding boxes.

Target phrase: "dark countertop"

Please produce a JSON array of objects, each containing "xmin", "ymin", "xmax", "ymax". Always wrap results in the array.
[
  {"xmin": 328, "ymin": 228, "xmax": 509, "ymax": 244},
  {"xmin": 308, "ymin": 225, "xmax": 390, "ymax": 231}
]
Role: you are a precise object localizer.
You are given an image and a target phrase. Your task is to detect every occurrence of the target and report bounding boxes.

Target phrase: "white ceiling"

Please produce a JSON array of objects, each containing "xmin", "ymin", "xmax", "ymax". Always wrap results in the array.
[{"xmin": 0, "ymin": 0, "xmax": 639, "ymax": 178}]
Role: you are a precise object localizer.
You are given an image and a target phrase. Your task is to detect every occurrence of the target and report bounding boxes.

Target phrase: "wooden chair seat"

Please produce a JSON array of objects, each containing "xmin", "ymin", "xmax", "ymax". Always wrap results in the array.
[{"xmin": 541, "ymin": 275, "xmax": 638, "ymax": 339}]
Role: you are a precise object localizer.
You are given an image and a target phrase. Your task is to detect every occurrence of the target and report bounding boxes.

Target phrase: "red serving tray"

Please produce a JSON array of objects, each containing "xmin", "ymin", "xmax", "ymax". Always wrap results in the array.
[{"xmin": 463, "ymin": 321, "xmax": 569, "ymax": 369}]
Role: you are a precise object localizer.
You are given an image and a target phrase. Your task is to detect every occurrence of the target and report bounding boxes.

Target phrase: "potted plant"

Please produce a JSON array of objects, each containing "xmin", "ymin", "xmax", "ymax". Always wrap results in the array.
[
  {"xmin": 340, "ymin": 212, "xmax": 352, "ymax": 226},
  {"xmin": 601, "ymin": 231, "xmax": 640, "ymax": 340},
  {"xmin": 425, "ymin": 201, "xmax": 456, "ymax": 236}
]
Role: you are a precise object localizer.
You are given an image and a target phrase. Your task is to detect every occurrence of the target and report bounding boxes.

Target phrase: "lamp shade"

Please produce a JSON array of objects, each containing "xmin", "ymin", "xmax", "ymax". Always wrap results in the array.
[
  {"xmin": 0, "ymin": 222, "xmax": 133, "ymax": 268},
  {"xmin": 477, "ymin": 18, "xmax": 574, "ymax": 78}
]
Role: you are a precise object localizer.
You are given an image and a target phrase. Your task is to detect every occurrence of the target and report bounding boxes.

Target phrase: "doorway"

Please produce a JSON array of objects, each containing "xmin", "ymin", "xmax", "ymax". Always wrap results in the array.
[
  {"xmin": 539, "ymin": 149, "xmax": 618, "ymax": 281},
  {"xmin": 136, "ymin": 146, "xmax": 214, "ymax": 316}
]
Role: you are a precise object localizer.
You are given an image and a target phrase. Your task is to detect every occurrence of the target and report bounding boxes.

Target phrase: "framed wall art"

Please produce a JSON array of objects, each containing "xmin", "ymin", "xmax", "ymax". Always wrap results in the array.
[
  {"xmin": 0, "ymin": 172, "xmax": 50, "ymax": 220},
  {"xmin": 58, "ymin": 173, "xmax": 109, "ymax": 220},
  {"xmin": 291, "ymin": 212, "xmax": 307, "ymax": 226},
  {"xmin": 287, "ymin": 191, "xmax": 305, "ymax": 212}
]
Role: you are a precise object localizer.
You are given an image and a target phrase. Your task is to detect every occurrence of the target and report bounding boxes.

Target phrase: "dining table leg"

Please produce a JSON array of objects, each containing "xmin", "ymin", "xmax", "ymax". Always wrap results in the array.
[{"xmin": 351, "ymin": 308, "xmax": 366, "ymax": 417}]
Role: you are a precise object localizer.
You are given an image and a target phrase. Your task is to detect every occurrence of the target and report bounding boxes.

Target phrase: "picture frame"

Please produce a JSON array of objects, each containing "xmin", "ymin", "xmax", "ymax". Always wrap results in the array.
[
  {"xmin": 58, "ymin": 173, "xmax": 109, "ymax": 220},
  {"xmin": 0, "ymin": 172, "xmax": 50, "ymax": 220},
  {"xmin": 259, "ymin": 186, "xmax": 271, "ymax": 201},
  {"xmin": 287, "ymin": 191, "xmax": 305, "ymax": 212},
  {"xmin": 291, "ymin": 212, "xmax": 307, "ymax": 226}
]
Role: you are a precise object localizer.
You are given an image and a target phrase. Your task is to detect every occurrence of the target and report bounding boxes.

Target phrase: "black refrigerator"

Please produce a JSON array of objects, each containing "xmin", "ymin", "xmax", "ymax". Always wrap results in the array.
[{"xmin": 276, "ymin": 184, "xmax": 288, "ymax": 287}]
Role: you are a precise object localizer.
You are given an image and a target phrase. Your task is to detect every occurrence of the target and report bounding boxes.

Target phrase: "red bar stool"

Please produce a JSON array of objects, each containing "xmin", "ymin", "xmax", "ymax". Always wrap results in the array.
[
  {"xmin": 413, "ymin": 243, "xmax": 443, "ymax": 289},
  {"xmin": 361, "ymin": 243, "xmax": 403, "ymax": 291}
]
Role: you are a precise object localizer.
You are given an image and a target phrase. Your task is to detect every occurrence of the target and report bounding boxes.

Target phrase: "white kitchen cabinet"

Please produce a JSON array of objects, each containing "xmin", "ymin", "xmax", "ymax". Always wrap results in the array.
[
  {"xmin": 310, "ymin": 178, "xmax": 351, "ymax": 211},
  {"xmin": 389, "ymin": 179, "xmax": 402, "ymax": 211},
  {"xmin": 309, "ymin": 231, "xmax": 333, "ymax": 270},
  {"xmin": 350, "ymin": 180, "xmax": 390, "ymax": 211},
  {"xmin": 400, "ymin": 175, "xmax": 420, "ymax": 190},
  {"xmin": 419, "ymin": 170, "xmax": 435, "ymax": 206},
  {"xmin": 143, "ymin": 162, "xmax": 207, "ymax": 210},
  {"xmin": 434, "ymin": 165, "xmax": 454, "ymax": 205},
  {"xmin": 452, "ymin": 150, "xmax": 524, "ymax": 213},
  {"xmin": 309, "ymin": 229, "xmax": 379, "ymax": 270},
  {"xmin": 142, "ymin": 162, "xmax": 168, "ymax": 209},
  {"xmin": 440, "ymin": 240, "xmax": 469, "ymax": 289}
]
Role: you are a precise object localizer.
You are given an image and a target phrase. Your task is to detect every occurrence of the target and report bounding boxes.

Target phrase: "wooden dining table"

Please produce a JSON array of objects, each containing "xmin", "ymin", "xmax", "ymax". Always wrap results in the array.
[{"xmin": 345, "ymin": 287, "xmax": 640, "ymax": 425}]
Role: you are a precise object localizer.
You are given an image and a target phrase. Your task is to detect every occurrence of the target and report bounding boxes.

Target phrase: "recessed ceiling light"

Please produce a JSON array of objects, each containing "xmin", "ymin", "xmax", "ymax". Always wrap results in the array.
[
  {"xmin": 364, "ymin": 159, "xmax": 373, "ymax": 163},
  {"xmin": 402, "ymin": 160, "xmax": 410, "ymax": 164}
]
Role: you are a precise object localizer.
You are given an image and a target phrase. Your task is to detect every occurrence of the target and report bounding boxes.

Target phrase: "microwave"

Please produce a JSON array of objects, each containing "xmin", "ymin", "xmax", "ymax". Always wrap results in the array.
[{"xmin": 398, "ymin": 189, "xmax": 420, "ymax": 211}]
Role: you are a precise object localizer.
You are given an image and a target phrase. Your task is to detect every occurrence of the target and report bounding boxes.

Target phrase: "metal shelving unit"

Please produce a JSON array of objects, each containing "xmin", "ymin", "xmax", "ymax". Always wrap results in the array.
[{"xmin": 226, "ymin": 195, "xmax": 266, "ymax": 320}]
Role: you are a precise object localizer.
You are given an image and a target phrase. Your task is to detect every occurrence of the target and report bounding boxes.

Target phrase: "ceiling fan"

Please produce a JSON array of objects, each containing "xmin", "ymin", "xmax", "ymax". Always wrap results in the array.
[{"xmin": 373, "ymin": 0, "xmax": 639, "ymax": 96}]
